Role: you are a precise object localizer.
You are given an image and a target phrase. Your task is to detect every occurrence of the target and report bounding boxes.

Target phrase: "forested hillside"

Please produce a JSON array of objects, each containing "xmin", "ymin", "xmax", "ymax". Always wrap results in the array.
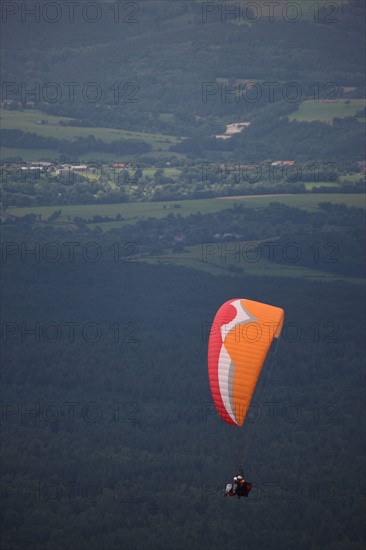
[
  {"xmin": 1, "ymin": 2, "xmax": 365, "ymax": 549},
  {"xmin": 1, "ymin": 1, "xmax": 365, "ymax": 160},
  {"xmin": 1, "ymin": 205, "xmax": 365, "ymax": 549}
]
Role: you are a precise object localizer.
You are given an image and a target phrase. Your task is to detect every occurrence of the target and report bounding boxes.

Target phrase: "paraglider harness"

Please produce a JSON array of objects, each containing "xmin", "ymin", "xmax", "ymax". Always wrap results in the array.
[
  {"xmin": 236, "ymin": 479, "xmax": 252, "ymax": 498},
  {"xmin": 224, "ymin": 466, "xmax": 252, "ymax": 498}
]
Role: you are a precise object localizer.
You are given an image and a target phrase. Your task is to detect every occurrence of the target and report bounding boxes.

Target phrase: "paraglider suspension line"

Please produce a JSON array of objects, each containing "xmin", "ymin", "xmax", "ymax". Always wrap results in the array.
[{"xmin": 237, "ymin": 337, "xmax": 281, "ymax": 468}]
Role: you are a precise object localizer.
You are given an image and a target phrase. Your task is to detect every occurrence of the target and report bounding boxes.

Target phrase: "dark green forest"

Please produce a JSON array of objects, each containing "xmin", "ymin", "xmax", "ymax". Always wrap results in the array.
[
  {"xmin": 1, "ymin": 202, "xmax": 365, "ymax": 549},
  {"xmin": 1, "ymin": 1, "xmax": 365, "ymax": 161},
  {"xmin": 1, "ymin": 1, "xmax": 365, "ymax": 549}
]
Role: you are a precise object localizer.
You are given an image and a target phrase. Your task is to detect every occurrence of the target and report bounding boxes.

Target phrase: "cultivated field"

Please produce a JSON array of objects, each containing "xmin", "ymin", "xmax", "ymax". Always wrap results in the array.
[
  {"xmin": 142, "ymin": 243, "xmax": 359, "ymax": 284},
  {"xmin": 1, "ymin": 147, "xmax": 60, "ymax": 161},
  {"xmin": 4, "ymin": 193, "xmax": 364, "ymax": 284},
  {"xmin": 288, "ymin": 99, "xmax": 366, "ymax": 123},
  {"xmin": 7, "ymin": 193, "xmax": 365, "ymax": 225},
  {"xmin": 0, "ymin": 108, "xmax": 181, "ymax": 149}
]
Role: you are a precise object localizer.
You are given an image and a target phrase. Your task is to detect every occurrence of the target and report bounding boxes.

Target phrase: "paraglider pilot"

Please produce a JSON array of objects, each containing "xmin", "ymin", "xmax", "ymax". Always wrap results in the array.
[{"xmin": 224, "ymin": 469, "xmax": 252, "ymax": 498}]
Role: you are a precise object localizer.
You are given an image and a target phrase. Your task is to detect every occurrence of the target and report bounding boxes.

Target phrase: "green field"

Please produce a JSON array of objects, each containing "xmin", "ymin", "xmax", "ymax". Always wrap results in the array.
[
  {"xmin": 142, "ymin": 242, "xmax": 360, "ymax": 284},
  {"xmin": 340, "ymin": 173, "xmax": 365, "ymax": 183},
  {"xmin": 1, "ymin": 147, "xmax": 60, "ymax": 161},
  {"xmin": 143, "ymin": 167, "xmax": 181, "ymax": 178},
  {"xmin": 7, "ymin": 193, "xmax": 366, "ymax": 225},
  {"xmin": 0, "ymin": 147, "xmax": 182, "ymax": 163},
  {"xmin": 304, "ymin": 181, "xmax": 340, "ymax": 190},
  {"xmin": 159, "ymin": 113, "xmax": 175, "ymax": 122},
  {"xmin": 0, "ymin": 108, "xmax": 181, "ymax": 149},
  {"xmin": 288, "ymin": 99, "xmax": 366, "ymax": 123},
  {"xmin": 3, "ymin": 192, "xmax": 365, "ymax": 284}
]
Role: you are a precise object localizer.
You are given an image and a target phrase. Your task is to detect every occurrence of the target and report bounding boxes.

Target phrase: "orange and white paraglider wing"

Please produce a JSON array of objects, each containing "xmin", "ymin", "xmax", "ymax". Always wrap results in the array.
[{"xmin": 208, "ymin": 298, "xmax": 284, "ymax": 426}]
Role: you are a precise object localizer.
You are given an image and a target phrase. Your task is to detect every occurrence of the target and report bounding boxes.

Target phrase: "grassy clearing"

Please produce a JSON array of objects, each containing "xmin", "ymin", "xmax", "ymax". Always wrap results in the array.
[
  {"xmin": 288, "ymin": 99, "xmax": 366, "ymax": 123},
  {"xmin": 5, "ymin": 192, "xmax": 364, "ymax": 284},
  {"xmin": 141, "ymin": 242, "xmax": 360, "ymax": 284},
  {"xmin": 212, "ymin": 194, "xmax": 365, "ymax": 210},
  {"xmin": 1, "ymin": 147, "xmax": 60, "ymax": 161},
  {"xmin": 7, "ymin": 194, "xmax": 365, "ymax": 224},
  {"xmin": 0, "ymin": 108, "xmax": 181, "ymax": 149},
  {"xmin": 340, "ymin": 173, "xmax": 365, "ymax": 183},
  {"xmin": 142, "ymin": 168, "xmax": 182, "ymax": 178},
  {"xmin": 159, "ymin": 113, "xmax": 175, "ymax": 122},
  {"xmin": 0, "ymin": 109, "xmax": 73, "ymax": 129},
  {"xmin": 304, "ymin": 181, "xmax": 340, "ymax": 190},
  {"xmin": 0, "ymin": 147, "xmax": 179, "ymax": 163}
]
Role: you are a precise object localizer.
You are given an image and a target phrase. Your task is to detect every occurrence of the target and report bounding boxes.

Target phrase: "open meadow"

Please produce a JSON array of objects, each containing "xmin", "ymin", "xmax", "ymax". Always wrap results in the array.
[
  {"xmin": 288, "ymin": 99, "xmax": 366, "ymax": 123},
  {"xmin": 7, "ymin": 193, "xmax": 365, "ymax": 225},
  {"xmin": 0, "ymin": 108, "xmax": 181, "ymax": 149},
  {"xmin": 142, "ymin": 243, "xmax": 363, "ymax": 285}
]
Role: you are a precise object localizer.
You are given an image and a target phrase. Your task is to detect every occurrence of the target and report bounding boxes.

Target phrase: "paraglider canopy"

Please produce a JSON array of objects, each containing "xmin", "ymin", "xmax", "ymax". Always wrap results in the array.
[{"xmin": 208, "ymin": 298, "xmax": 284, "ymax": 427}]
